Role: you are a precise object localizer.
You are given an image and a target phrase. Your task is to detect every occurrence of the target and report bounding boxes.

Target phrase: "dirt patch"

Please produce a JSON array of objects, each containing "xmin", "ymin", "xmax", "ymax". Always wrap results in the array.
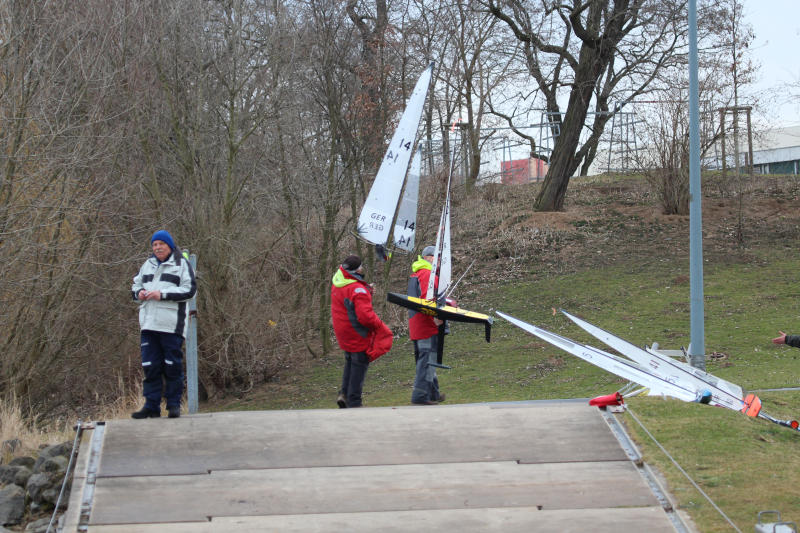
[
  {"xmin": 449, "ymin": 173, "xmax": 800, "ymax": 285},
  {"xmin": 518, "ymin": 209, "xmax": 589, "ymax": 231}
]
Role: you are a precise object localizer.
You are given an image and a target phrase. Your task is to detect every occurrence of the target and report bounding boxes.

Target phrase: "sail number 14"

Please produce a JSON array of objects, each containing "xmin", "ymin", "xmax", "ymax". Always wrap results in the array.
[{"xmin": 386, "ymin": 138, "xmax": 413, "ymax": 163}]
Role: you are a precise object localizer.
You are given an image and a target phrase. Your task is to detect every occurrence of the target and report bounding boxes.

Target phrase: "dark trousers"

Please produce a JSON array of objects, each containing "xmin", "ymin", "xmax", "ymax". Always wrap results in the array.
[
  {"xmin": 140, "ymin": 330, "xmax": 185, "ymax": 412},
  {"xmin": 412, "ymin": 335, "xmax": 441, "ymax": 404},
  {"xmin": 340, "ymin": 351, "xmax": 369, "ymax": 407}
]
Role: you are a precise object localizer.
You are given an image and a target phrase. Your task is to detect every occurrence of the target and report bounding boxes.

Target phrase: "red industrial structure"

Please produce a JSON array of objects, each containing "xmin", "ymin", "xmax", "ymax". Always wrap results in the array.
[{"xmin": 500, "ymin": 157, "xmax": 548, "ymax": 184}]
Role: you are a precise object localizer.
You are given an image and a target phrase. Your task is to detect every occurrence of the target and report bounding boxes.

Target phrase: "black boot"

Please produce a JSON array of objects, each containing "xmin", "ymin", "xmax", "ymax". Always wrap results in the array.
[
  {"xmin": 131, "ymin": 407, "xmax": 160, "ymax": 419},
  {"xmin": 167, "ymin": 405, "xmax": 181, "ymax": 418}
]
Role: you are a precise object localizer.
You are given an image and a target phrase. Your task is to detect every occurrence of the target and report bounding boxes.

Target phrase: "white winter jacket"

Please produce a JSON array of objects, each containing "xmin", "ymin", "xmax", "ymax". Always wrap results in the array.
[{"xmin": 131, "ymin": 250, "xmax": 197, "ymax": 338}]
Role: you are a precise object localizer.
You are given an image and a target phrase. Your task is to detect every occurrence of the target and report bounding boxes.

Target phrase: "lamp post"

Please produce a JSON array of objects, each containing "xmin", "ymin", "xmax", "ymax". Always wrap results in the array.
[{"xmin": 688, "ymin": 0, "xmax": 706, "ymax": 369}]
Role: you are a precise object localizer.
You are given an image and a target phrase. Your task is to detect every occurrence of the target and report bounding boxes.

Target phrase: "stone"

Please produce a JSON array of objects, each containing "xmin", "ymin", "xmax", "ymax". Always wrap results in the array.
[
  {"xmin": 0, "ymin": 484, "xmax": 25, "ymax": 526},
  {"xmin": 26, "ymin": 472, "xmax": 51, "ymax": 504},
  {"xmin": 32, "ymin": 443, "xmax": 72, "ymax": 472},
  {"xmin": 25, "ymin": 516, "xmax": 52, "ymax": 533},
  {"xmin": 8, "ymin": 457, "xmax": 35, "ymax": 469},
  {"xmin": 42, "ymin": 442, "xmax": 72, "ymax": 459},
  {"xmin": 0, "ymin": 466, "xmax": 22, "ymax": 486},
  {"xmin": 13, "ymin": 467, "xmax": 32, "ymax": 488},
  {"xmin": 0, "ymin": 464, "xmax": 32, "ymax": 488},
  {"xmin": 41, "ymin": 487, "xmax": 62, "ymax": 506},
  {"xmin": 35, "ymin": 456, "xmax": 67, "ymax": 475}
]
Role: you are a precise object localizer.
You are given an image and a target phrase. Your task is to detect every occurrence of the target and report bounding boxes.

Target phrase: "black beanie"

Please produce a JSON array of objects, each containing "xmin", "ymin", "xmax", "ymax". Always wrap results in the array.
[{"xmin": 342, "ymin": 255, "xmax": 362, "ymax": 271}]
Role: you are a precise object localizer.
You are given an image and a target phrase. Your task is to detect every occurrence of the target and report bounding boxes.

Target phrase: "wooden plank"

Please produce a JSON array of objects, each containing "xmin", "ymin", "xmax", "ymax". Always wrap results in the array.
[
  {"xmin": 61, "ymin": 429, "xmax": 96, "ymax": 531},
  {"xmin": 89, "ymin": 460, "xmax": 658, "ymax": 525},
  {"xmin": 97, "ymin": 403, "xmax": 626, "ymax": 477},
  {"xmin": 86, "ymin": 506, "xmax": 677, "ymax": 533}
]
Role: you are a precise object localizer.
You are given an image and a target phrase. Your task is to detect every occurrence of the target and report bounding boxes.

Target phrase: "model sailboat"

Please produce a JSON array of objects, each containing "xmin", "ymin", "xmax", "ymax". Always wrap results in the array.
[
  {"xmin": 387, "ymin": 122, "xmax": 492, "ymax": 367},
  {"xmin": 496, "ymin": 310, "xmax": 799, "ymax": 432},
  {"xmin": 560, "ymin": 309, "xmax": 745, "ymax": 410},
  {"xmin": 357, "ymin": 63, "xmax": 433, "ymax": 260}
]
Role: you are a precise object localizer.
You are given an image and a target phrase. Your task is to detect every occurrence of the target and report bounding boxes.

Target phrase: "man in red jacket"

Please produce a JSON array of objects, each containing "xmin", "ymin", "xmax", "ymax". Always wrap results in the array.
[
  {"xmin": 407, "ymin": 245, "xmax": 445, "ymax": 405},
  {"xmin": 331, "ymin": 255, "xmax": 390, "ymax": 408}
]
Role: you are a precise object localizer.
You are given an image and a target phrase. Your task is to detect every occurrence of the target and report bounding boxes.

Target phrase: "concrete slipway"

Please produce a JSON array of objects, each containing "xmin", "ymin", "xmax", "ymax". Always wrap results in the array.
[{"xmin": 60, "ymin": 400, "xmax": 693, "ymax": 532}]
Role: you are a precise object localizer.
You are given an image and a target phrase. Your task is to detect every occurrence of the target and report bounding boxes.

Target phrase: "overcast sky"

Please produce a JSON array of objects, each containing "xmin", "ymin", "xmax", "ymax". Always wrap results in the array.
[{"xmin": 741, "ymin": 0, "xmax": 800, "ymax": 126}]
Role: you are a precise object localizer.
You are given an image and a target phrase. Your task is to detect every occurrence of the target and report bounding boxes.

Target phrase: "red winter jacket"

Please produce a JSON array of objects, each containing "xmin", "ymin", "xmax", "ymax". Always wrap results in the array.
[
  {"xmin": 367, "ymin": 321, "xmax": 393, "ymax": 362},
  {"xmin": 331, "ymin": 267, "xmax": 389, "ymax": 353},
  {"xmin": 408, "ymin": 259, "xmax": 439, "ymax": 340}
]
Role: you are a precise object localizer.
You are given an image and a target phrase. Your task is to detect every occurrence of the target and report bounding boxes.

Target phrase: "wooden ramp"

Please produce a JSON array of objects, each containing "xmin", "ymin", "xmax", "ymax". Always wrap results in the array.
[{"xmin": 61, "ymin": 401, "xmax": 691, "ymax": 532}]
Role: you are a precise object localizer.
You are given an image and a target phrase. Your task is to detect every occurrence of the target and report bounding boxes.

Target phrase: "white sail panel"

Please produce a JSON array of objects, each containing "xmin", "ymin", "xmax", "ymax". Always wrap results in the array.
[
  {"xmin": 426, "ymin": 122, "xmax": 459, "ymax": 301},
  {"xmin": 357, "ymin": 63, "xmax": 433, "ymax": 246},
  {"xmin": 438, "ymin": 190, "xmax": 452, "ymax": 295},
  {"xmin": 561, "ymin": 310, "xmax": 744, "ymax": 410},
  {"xmin": 393, "ymin": 147, "xmax": 421, "ymax": 251},
  {"xmin": 496, "ymin": 311, "xmax": 700, "ymax": 403},
  {"xmin": 425, "ymin": 191, "xmax": 452, "ymax": 302},
  {"xmin": 643, "ymin": 346, "xmax": 744, "ymax": 400},
  {"xmin": 426, "ymin": 203, "xmax": 446, "ymax": 301}
]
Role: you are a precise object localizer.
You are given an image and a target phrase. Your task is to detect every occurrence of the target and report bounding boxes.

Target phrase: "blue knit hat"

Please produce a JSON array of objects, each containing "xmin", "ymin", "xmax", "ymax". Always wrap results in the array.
[{"xmin": 151, "ymin": 230, "xmax": 175, "ymax": 251}]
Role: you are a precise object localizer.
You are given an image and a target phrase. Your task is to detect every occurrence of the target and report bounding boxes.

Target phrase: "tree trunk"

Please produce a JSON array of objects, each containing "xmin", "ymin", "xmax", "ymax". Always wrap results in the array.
[
  {"xmin": 534, "ymin": 3, "xmax": 617, "ymax": 210},
  {"xmin": 535, "ymin": 67, "xmax": 596, "ymax": 210}
]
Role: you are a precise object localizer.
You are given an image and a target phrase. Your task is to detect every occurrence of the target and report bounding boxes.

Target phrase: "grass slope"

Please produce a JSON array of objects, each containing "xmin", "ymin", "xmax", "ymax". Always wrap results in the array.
[{"xmin": 218, "ymin": 174, "xmax": 800, "ymax": 532}]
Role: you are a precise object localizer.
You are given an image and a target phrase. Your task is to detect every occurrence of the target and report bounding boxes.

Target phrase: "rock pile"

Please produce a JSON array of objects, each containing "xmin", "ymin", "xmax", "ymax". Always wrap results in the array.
[{"xmin": 0, "ymin": 440, "xmax": 74, "ymax": 530}]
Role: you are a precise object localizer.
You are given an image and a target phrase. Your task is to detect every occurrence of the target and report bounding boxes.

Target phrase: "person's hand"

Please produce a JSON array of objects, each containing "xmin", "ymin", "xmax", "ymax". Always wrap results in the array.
[
  {"xmin": 140, "ymin": 290, "xmax": 162, "ymax": 301},
  {"xmin": 434, "ymin": 318, "xmax": 444, "ymax": 326},
  {"xmin": 138, "ymin": 289, "xmax": 147, "ymax": 300},
  {"xmin": 772, "ymin": 331, "xmax": 787, "ymax": 345}
]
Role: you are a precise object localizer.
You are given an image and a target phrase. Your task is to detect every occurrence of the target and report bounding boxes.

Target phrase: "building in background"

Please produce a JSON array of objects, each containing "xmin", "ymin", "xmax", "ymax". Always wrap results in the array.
[
  {"xmin": 500, "ymin": 157, "xmax": 549, "ymax": 184},
  {"xmin": 751, "ymin": 126, "xmax": 800, "ymax": 175}
]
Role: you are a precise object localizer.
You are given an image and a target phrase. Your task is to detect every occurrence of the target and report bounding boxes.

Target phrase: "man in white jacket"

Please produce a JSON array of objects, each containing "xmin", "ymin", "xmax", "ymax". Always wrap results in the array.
[{"xmin": 130, "ymin": 230, "xmax": 196, "ymax": 418}]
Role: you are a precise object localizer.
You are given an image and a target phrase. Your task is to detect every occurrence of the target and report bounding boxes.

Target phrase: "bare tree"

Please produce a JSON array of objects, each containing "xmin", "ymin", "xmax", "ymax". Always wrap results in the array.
[
  {"xmin": 485, "ymin": 0, "xmax": 690, "ymax": 211},
  {"xmin": 138, "ymin": 0, "xmax": 306, "ymax": 391},
  {"xmin": 715, "ymin": 0, "xmax": 755, "ymax": 245},
  {"xmin": 0, "ymin": 0, "xmax": 153, "ymax": 411},
  {"xmin": 448, "ymin": 1, "xmax": 509, "ymax": 191},
  {"xmin": 634, "ymin": 0, "xmax": 756, "ymax": 215}
]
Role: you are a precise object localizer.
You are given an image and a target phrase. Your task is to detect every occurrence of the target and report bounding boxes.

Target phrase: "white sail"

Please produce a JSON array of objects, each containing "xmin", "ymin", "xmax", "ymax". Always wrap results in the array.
[
  {"xmin": 393, "ymin": 147, "xmax": 421, "ymax": 251},
  {"xmin": 357, "ymin": 63, "xmax": 433, "ymax": 246},
  {"xmin": 561, "ymin": 309, "xmax": 744, "ymax": 410},
  {"xmin": 426, "ymin": 122, "xmax": 458, "ymax": 301},
  {"xmin": 498, "ymin": 311, "xmax": 800, "ymax": 433},
  {"xmin": 438, "ymin": 190, "xmax": 452, "ymax": 295},
  {"xmin": 496, "ymin": 311, "xmax": 700, "ymax": 402},
  {"xmin": 644, "ymin": 346, "xmax": 744, "ymax": 399},
  {"xmin": 426, "ymin": 189, "xmax": 452, "ymax": 301}
]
